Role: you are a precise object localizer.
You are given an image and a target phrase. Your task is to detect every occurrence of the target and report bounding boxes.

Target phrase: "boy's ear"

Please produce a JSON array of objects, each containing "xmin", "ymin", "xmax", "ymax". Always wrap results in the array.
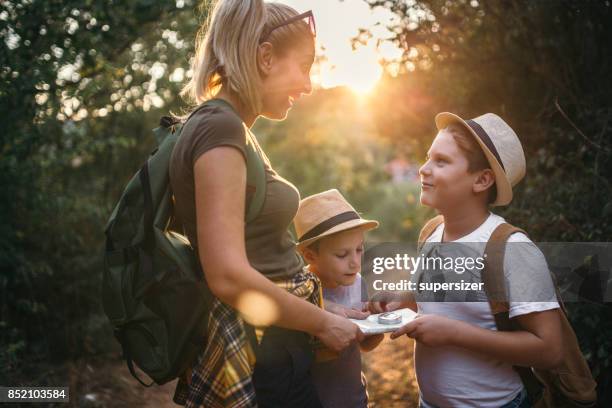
[
  {"xmin": 300, "ymin": 246, "xmax": 318, "ymax": 264},
  {"xmin": 473, "ymin": 169, "xmax": 496, "ymax": 194},
  {"xmin": 257, "ymin": 42, "xmax": 274, "ymax": 76}
]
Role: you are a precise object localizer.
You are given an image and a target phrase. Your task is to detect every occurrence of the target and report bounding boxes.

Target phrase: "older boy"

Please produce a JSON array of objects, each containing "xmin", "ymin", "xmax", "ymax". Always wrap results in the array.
[{"xmin": 386, "ymin": 113, "xmax": 562, "ymax": 408}]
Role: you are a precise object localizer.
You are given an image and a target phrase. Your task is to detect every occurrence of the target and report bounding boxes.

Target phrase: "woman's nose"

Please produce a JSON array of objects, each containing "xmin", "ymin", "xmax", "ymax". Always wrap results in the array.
[{"xmin": 302, "ymin": 74, "xmax": 312, "ymax": 95}]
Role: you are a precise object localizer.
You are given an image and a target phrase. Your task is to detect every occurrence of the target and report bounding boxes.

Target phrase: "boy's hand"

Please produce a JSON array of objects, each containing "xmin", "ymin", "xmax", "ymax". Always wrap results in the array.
[
  {"xmin": 360, "ymin": 333, "xmax": 384, "ymax": 351},
  {"xmin": 390, "ymin": 314, "xmax": 464, "ymax": 347},
  {"xmin": 367, "ymin": 290, "xmax": 416, "ymax": 313},
  {"xmin": 325, "ymin": 301, "xmax": 370, "ymax": 320},
  {"xmin": 367, "ymin": 300, "xmax": 403, "ymax": 314}
]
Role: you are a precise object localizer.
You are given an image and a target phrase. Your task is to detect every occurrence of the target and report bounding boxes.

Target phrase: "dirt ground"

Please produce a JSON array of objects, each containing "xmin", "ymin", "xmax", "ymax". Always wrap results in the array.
[
  {"xmin": 56, "ymin": 335, "xmax": 418, "ymax": 407},
  {"xmin": 362, "ymin": 335, "xmax": 419, "ymax": 407}
]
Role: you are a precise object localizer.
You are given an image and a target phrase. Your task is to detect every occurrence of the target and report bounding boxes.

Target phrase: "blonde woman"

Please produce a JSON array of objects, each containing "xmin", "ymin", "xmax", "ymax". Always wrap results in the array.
[{"xmin": 169, "ymin": 1, "xmax": 363, "ymax": 406}]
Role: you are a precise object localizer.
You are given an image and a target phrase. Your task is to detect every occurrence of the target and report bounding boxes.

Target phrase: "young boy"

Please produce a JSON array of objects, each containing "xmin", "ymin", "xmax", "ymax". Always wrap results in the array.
[
  {"xmin": 384, "ymin": 113, "xmax": 563, "ymax": 407},
  {"xmin": 294, "ymin": 189, "xmax": 384, "ymax": 408}
]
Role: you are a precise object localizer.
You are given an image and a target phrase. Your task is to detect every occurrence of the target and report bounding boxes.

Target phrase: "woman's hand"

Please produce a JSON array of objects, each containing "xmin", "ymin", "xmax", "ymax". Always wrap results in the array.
[
  {"xmin": 316, "ymin": 312, "xmax": 364, "ymax": 353},
  {"xmin": 390, "ymin": 314, "xmax": 464, "ymax": 347}
]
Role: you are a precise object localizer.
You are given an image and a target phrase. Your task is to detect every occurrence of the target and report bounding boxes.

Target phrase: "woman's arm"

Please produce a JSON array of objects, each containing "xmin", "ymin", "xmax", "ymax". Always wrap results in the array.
[
  {"xmin": 390, "ymin": 309, "xmax": 563, "ymax": 369},
  {"xmin": 194, "ymin": 146, "xmax": 363, "ymax": 352}
]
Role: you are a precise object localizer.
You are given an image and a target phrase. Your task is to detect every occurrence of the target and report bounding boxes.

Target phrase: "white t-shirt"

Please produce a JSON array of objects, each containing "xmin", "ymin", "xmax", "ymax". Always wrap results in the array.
[{"xmin": 416, "ymin": 213, "xmax": 559, "ymax": 408}]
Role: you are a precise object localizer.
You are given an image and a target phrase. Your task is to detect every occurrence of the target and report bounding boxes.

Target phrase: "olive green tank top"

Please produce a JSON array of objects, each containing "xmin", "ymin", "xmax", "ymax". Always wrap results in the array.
[{"xmin": 169, "ymin": 103, "xmax": 304, "ymax": 280}]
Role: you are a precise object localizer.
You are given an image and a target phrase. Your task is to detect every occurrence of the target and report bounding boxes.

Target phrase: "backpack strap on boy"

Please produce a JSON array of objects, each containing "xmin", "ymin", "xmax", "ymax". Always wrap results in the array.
[
  {"xmin": 482, "ymin": 223, "xmax": 526, "ymax": 319},
  {"xmin": 483, "ymin": 223, "xmax": 597, "ymax": 407},
  {"xmin": 482, "ymin": 223, "xmax": 545, "ymax": 402},
  {"xmin": 417, "ymin": 215, "xmax": 444, "ymax": 251}
]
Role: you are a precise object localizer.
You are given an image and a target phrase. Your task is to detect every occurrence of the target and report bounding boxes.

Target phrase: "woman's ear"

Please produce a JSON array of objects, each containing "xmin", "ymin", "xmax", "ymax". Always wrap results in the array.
[
  {"xmin": 473, "ymin": 169, "xmax": 495, "ymax": 194},
  {"xmin": 257, "ymin": 42, "xmax": 274, "ymax": 76}
]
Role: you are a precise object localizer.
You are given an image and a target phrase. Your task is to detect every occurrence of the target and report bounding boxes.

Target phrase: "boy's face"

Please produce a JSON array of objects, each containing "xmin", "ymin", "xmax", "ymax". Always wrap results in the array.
[
  {"xmin": 418, "ymin": 130, "xmax": 480, "ymax": 210},
  {"xmin": 302, "ymin": 227, "xmax": 365, "ymax": 289}
]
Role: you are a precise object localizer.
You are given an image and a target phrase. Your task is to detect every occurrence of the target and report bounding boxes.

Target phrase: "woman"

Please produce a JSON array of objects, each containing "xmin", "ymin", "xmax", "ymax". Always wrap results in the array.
[{"xmin": 169, "ymin": 1, "xmax": 362, "ymax": 407}]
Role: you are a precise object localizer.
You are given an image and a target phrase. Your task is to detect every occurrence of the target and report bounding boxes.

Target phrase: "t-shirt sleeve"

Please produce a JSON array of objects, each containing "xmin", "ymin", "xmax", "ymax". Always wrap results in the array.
[
  {"xmin": 504, "ymin": 232, "xmax": 560, "ymax": 318},
  {"xmin": 360, "ymin": 274, "xmax": 369, "ymax": 303},
  {"xmin": 350, "ymin": 274, "xmax": 366, "ymax": 310},
  {"xmin": 184, "ymin": 106, "xmax": 248, "ymax": 168}
]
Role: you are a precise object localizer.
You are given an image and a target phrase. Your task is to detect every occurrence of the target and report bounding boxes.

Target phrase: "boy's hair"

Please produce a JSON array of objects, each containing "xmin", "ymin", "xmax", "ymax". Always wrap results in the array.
[
  {"xmin": 305, "ymin": 240, "xmax": 320, "ymax": 253},
  {"xmin": 445, "ymin": 124, "xmax": 497, "ymax": 204}
]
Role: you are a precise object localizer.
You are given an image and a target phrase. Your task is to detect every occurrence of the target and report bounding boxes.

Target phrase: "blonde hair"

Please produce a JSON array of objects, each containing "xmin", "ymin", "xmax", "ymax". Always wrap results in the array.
[{"xmin": 182, "ymin": 0, "xmax": 314, "ymax": 115}]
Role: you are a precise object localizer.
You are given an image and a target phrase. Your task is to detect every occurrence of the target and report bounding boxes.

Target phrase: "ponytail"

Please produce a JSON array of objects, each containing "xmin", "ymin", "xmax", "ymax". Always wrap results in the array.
[{"xmin": 182, "ymin": 0, "xmax": 313, "ymax": 115}]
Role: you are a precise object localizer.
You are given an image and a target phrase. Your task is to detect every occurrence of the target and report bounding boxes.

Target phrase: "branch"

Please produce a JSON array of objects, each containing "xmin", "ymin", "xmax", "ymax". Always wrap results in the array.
[{"xmin": 554, "ymin": 98, "xmax": 611, "ymax": 153}]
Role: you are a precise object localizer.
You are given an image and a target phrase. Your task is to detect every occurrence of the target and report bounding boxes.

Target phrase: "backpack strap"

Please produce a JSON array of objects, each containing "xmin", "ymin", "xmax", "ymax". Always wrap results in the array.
[
  {"xmin": 482, "ymin": 222, "xmax": 544, "ymax": 402},
  {"xmin": 244, "ymin": 133, "xmax": 266, "ymax": 223},
  {"xmin": 114, "ymin": 328, "xmax": 155, "ymax": 387},
  {"xmin": 191, "ymin": 98, "xmax": 267, "ymax": 224},
  {"xmin": 417, "ymin": 215, "xmax": 444, "ymax": 251},
  {"xmin": 483, "ymin": 222, "xmax": 568, "ymax": 316},
  {"xmin": 482, "ymin": 223, "xmax": 526, "ymax": 317}
]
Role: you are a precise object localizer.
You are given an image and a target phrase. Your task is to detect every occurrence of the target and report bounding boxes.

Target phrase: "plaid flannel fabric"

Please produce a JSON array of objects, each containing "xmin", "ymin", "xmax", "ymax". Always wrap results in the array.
[{"xmin": 174, "ymin": 268, "xmax": 322, "ymax": 408}]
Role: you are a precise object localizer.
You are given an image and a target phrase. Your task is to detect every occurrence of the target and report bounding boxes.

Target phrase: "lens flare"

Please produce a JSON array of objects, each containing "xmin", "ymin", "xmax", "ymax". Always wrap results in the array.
[{"xmin": 236, "ymin": 290, "xmax": 280, "ymax": 326}]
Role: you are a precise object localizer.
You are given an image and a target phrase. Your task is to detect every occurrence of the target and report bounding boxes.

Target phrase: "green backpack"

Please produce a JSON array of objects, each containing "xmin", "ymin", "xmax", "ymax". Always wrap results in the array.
[{"xmin": 102, "ymin": 99, "xmax": 266, "ymax": 386}]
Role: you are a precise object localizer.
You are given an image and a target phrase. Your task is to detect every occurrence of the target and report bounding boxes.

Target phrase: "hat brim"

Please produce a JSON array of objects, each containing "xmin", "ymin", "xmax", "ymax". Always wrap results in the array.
[
  {"xmin": 297, "ymin": 219, "xmax": 379, "ymax": 249},
  {"xmin": 435, "ymin": 112, "xmax": 512, "ymax": 206}
]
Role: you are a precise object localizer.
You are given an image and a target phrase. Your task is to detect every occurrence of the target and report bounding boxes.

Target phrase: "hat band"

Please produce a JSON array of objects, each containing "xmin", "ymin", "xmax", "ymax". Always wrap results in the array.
[
  {"xmin": 298, "ymin": 211, "xmax": 360, "ymax": 243},
  {"xmin": 465, "ymin": 119, "xmax": 506, "ymax": 171}
]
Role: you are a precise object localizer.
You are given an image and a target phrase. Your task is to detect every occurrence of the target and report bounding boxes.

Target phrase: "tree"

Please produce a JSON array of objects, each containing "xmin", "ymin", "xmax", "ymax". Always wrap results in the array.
[{"xmin": 0, "ymin": 0, "xmax": 206, "ymax": 381}]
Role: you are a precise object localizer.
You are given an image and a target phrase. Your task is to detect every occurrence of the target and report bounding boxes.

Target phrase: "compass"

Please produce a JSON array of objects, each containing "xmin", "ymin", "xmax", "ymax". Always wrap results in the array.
[{"xmin": 377, "ymin": 311, "xmax": 402, "ymax": 325}]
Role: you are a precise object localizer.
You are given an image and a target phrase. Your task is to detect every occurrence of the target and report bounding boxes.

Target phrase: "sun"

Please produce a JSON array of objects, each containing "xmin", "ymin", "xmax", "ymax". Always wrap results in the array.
[
  {"xmin": 281, "ymin": 0, "xmax": 400, "ymax": 95},
  {"xmin": 344, "ymin": 55, "xmax": 382, "ymax": 96},
  {"xmin": 320, "ymin": 46, "xmax": 383, "ymax": 95},
  {"xmin": 342, "ymin": 48, "xmax": 383, "ymax": 95}
]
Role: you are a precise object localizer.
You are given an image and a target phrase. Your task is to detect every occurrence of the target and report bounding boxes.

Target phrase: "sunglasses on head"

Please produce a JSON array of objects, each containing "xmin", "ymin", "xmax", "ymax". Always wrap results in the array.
[{"xmin": 259, "ymin": 10, "xmax": 316, "ymax": 44}]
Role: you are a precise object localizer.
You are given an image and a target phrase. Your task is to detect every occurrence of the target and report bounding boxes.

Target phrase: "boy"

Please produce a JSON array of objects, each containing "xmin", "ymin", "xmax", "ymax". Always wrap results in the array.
[
  {"xmin": 294, "ymin": 189, "xmax": 384, "ymax": 408},
  {"xmin": 383, "ymin": 113, "xmax": 563, "ymax": 407}
]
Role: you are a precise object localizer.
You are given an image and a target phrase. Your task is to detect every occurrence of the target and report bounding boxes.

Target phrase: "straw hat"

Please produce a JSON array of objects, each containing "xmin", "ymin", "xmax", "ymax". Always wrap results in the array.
[
  {"xmin": 435, "ymin": 112, "xmax": 526, "ymax": 206},
  {"xmin": 294, "ymin": 189, "xmax": 379, "ymax": 249}
]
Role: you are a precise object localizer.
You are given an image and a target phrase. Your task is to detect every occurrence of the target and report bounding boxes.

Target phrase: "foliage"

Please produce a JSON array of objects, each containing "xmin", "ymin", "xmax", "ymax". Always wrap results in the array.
[{"xmin": 0, "ymin": 0, "xmax": 204, "ymax": 381}]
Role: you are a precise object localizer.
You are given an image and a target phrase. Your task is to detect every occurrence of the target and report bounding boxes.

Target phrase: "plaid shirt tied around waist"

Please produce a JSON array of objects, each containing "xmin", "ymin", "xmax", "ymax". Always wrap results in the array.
[{"xmin": 173, "ymin": 267, "xmax": 323, "ymax": 408}]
